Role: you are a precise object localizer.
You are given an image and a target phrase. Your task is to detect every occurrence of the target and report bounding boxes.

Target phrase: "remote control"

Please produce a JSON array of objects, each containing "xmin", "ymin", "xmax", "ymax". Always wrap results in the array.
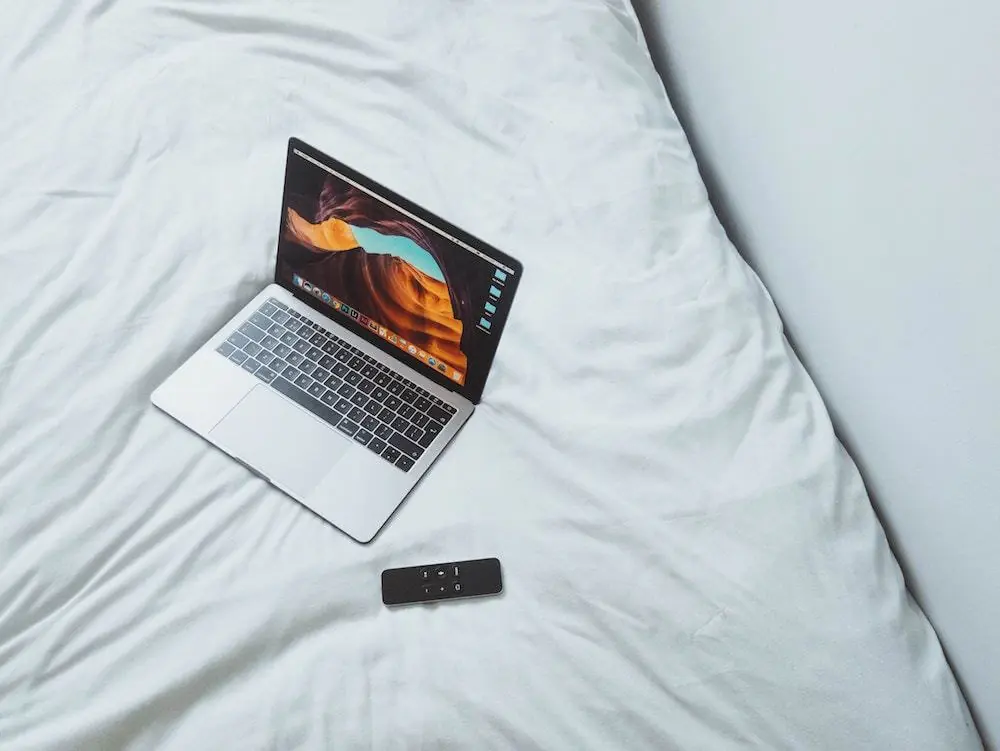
[{"xmin": 381, "ymin": 558, "xmax": 503, "ymax": 606}]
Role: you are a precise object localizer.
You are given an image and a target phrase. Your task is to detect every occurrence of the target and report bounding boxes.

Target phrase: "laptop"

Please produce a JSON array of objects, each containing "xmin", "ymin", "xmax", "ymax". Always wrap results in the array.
[{"xmin": 152, "ymin": 138, "xmax": 522, "ymax": 543}]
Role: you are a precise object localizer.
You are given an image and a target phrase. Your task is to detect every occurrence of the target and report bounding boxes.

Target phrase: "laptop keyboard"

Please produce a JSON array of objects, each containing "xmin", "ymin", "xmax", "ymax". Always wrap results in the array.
[{"xmin": 214, "ymin": 298, "xmax": 456, "ymax": 473}]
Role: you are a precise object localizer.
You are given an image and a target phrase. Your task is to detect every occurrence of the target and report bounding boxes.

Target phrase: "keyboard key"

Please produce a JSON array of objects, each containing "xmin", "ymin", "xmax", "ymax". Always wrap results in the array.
[
  {"xmin": 230, "ymin": 350, "xmax": 249, "ymax": 365},
  {"xmin": 374, "ymin": 423, "xmax": 393, "ymax": 440},
  {"xmin": 398, "ymin": 404, "xmax": 416, "ymax": 420},
  {"xmin": 299, "ymin": 361, "xmax": 317, "ymax": 376},
  {"xmin": 368, "ymin": 437, "xmax": 387, "ymax": 455},
  {"xmin": 227, "ymin": 331, "xmax": 250, "ymax": 349},
  {"xmin": 271, "ymin": 299, "xmax": 288, "ymax": 311},
  {"xmin": 280, "ymin": 331, "xmax": 297, "ymax": 346},
  {"xmin": 378, "ymin": 407, "xmax": 395, "ymax": 423},
  {"xmin": 308, "ymin": 382, "xmax": 326, "ymax": 399},
  {"xmin": 255, "ymin": 366, "xmax": 277, "ymax": 383},
  {"xmin": 260, "ymin": 302, "xmax": 278, "ymax": 317},
  {"xmin": 381, "ymin": 445, "xmax": 401, "ymax": 463},
  {"xmin": 244, "ymin": 341, "xmax": 262, "ymax": 357},
  {"xmin": 337, "ymin": 420, "xmax": 359, "ymax": 437},
  {"xmin": 411, "ymin": 412, "xmax": 429, "ymax": 428},
  {"xmin": 294, "ymin": 373, "xmax": 313, "ymax": 391},
  {"xmin": 272, "ymin": 377, "xmax": 342, "ymax": 429},
  {"xmin": 261, "ymin": 335, "xmax": 279, "ymax": 350},
  {"xmin": 413, "ymin": 396, "xmax": 432, "ymax": 412},
  {"xmin": 388, "ymin": 432, "xmax": 423, "ymax": 460},
  {"xmin": 293, "ymin": 339, "xmax": 310, "ymax": 354},
  {"xmin": 349, "ymin": 392, "xmax": 368, "ymax": 408},
  {"xmin": 337, "ymin": 383, "xmax": 356, "ymax": 399},
  {"xmin": 442, "ymin": 403, "xmax": 457, "ymax": 415},
  {"xmin": 287, "ymin": 352, "xmax": 304, "ymax": 367},
  {"xmin": 281, "ymin": 365, "xmax": 299, "ymax": 381},
  {"xmin": 360, "ymin": 364, "xmax": 377, "ymax": 379},
  {"xmin": 392, "ymin": 416, "xmax": 410, "ymax": 433},
  {"xmin": 273, "ymin": 343, "xmax": 292, "ymax": 358},
  {"xmin": 334, "ymin": 398, "xmax": 352, "ymax": 414},
  {"xmin": 370, "ymin": 387, "xmax": 388, "ymax": 402},
  {"xmin": 297, "ymin": 323, "xmax": 313, "ymax": 336},
  {"xmin": 322, "ymin": 341, "xmax": 338, "ymax": 355},
  {"xmin": 419, "ymin": 421, "xmax": 442, "ymax": 447},
  {"xmin": 320, "ymin": 389, "xmax": 337, "ymax": 406},
  {"xmin": 319, "ymin": 355, "xmax": 337, "ymax": 370},
  {"xmin": 332, "ymin": 363, "xmax": 350, "ymax": 378},
  {"xmin": 345, "ymin": 372, "xmax": 363, "ymax": 386},
  {"xmin": 357, "ymin": 379, "xmax": 375, "ymax": 394},
  {"xmin": 353, "ymin": 429, "xmax": 373, "ymax": 446},
  {"xmin": 363, "ymin": 399, "xmax": 382, "ymax": 416},
  {"xmin": 361, "ymin": 415, "xmax": 380, "ymax": 432},
  {"xmin": 430, "ymin": 395, "xmax": 443, "ymax": 406},
  {"xmin": 404, "ymin": 424, "xmax": 424, "ymax": 442},
  {"xmin": 324, "ymin": 375, "xmax": 343, "ymax": 391},
  {"xmin": 384, "ymin": 395, "xmax": 402, "ymax": 411},
  {"xmin": 309, "ymin": 332, "xmax": 325, "ymax": 346},
  {"xmin": 395, "ymin": 455, "xmax": 415, "ymax": 472},
  {"xmin": 426, "ymin": 405, "xmax": 453, "ymax": 425},
  {"xmin": 348, "ymin": 356, "xmax": 364, "ymax": 369},
  {"xmin": 272, "ymin": 310, "xmax": 290, "ymax": 324},
  {"xmin": 401, "ymin": 389, "xmax": 418, "ymax": 404},
  {"xmin": 334, "ymin": 350, "xmax": 352, "ymax": 363},
  {"xmin": 347, "ymin": 406, "xmax": 366, "ymax": 423},
  {"xmin": 373, "ymin": 373, "xmax": 390, "ymax": 387},
  {"xmin": 306, "ymin": 346, "xmax": 323, "ymax": 361},
  {"xmin": 313, "ymin": 368, "xmax": 330, "ymax": 383},
  {"xmin": 217, "ymin": 342, "xmax": 236, "ymax": 357},
  {"xmin": 386, "ymin": 380, "xmax": 404, "ymax": 396},
  {"xmin": 250, "ymin": 312, "xmax": 271, "ymax": 330},
  {"xmin": 240, "ymin": 358, "xmax": 259, "ymax": 374},
  {"xmin": 239, "ymin": 322, "xmax": 266, "ymax": 342}
]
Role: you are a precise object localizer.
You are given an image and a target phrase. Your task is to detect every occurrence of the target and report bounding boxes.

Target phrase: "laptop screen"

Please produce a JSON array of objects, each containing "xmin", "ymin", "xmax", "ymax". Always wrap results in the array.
[{"xmin": 275, "ymin": 142, "xmax": 521, "ymax": 403}]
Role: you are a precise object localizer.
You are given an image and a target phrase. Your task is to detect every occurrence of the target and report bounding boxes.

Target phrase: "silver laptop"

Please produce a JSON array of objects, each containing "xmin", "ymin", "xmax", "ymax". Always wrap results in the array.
[{"xmin": 152, "ymin": 138, "xmax": 523, "ymax": 543}]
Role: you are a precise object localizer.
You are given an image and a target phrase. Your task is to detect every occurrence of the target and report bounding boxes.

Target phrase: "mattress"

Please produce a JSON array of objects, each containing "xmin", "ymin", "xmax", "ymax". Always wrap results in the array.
[{"xmin": 0, "ymin": 1, "xmax": 982, "ymax": 749}]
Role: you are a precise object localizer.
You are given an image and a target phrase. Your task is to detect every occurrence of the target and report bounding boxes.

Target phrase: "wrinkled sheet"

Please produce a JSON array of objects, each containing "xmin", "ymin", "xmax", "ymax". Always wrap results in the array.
[{"xmin": 0, "ymin": 1, "xmax": 982, "ymax": 749}]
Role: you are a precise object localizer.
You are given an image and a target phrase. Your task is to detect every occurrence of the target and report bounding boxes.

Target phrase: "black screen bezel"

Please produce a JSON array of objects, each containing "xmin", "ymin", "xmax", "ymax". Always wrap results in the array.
[{"xmin": 275, "ymin": 138, "xmax": 523, "ymax": 404}]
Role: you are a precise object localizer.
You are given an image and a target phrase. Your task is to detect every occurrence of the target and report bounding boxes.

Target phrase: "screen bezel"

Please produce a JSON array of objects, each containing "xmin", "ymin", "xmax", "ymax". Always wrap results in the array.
[{"xmin": 275, "ymin": 138, "xmax": 523, "ymax": 405}]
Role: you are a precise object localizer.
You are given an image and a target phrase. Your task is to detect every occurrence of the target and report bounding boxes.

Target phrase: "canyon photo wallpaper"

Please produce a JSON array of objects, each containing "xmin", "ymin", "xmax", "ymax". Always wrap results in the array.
[{"xmin": 277, "ymin": 156, "xmax": 503, "ymax": 385}]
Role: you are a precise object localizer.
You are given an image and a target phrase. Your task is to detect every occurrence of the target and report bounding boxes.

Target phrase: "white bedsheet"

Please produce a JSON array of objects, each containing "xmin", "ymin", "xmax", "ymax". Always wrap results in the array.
[{"xmin": 0, "ymin": 1, "xmax": 982, "ymax": 749}]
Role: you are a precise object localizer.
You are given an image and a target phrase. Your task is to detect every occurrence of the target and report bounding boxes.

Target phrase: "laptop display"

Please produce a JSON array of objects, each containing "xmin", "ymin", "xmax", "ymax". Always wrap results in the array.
[{"xmin": 277, "ymin": 144, "xmax": 520, "ymax": 402}]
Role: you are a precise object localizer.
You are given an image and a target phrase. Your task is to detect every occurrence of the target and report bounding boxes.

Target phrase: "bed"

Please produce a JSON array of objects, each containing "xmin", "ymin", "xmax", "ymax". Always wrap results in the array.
[{"xmin": 0, "ymin": 1, "xmax": 983, "ymax": 749}]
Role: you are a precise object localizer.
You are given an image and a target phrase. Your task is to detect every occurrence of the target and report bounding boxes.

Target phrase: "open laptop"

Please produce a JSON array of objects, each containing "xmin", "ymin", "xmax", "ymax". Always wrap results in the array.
[{"xmin": 152, "ymin": 138, "xmax": 522, "ymax": 543}]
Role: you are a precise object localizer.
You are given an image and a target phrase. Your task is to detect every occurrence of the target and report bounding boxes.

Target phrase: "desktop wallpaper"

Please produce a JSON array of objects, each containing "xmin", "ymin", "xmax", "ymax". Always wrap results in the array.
[{"xmin": 277, "ymin": 156, "xmax": 504, "ymax": 383}]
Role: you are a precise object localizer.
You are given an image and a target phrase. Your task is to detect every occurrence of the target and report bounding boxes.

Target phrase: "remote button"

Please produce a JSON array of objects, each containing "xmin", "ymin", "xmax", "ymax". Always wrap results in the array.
[
  {"xmin": 435, "ymin": 567, "xmax": 447, "ymax": 579},
  {"xmin": 453, "ymin": 582, "xmax": 462, "ymax": 593},
  {"xmin": 420, "ymin": 569, "xmax": 431, "ymax": 581}
]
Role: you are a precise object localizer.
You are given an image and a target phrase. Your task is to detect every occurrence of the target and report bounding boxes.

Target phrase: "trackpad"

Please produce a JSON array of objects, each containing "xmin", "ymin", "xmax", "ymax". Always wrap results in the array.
[{"xmin": 210, "ymin": 386, "xmax": 350, "ymax": 497}]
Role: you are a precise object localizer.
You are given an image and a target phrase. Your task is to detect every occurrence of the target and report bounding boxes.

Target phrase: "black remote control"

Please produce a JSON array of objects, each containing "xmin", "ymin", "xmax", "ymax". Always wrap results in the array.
[{"xmin": 381, "ymin": 558, "xmax": 503, "ymax": 606}]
